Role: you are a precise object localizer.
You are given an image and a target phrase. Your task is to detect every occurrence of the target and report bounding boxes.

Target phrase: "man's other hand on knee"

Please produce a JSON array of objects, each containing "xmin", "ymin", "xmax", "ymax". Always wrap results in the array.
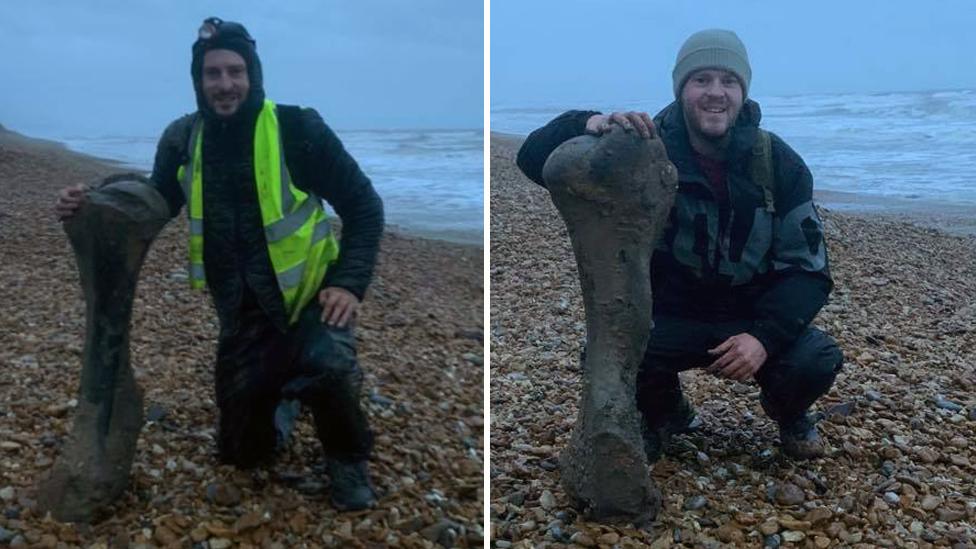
[{"xmin": 706, "ymin": 333, "xmax": 768, "ymax": 381}]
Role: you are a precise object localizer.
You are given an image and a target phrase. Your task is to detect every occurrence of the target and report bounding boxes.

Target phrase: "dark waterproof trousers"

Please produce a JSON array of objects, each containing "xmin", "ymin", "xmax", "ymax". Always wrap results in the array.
[
  {"xmin": 214, "ymin": 292, "xmax": 373, "ymax": 468},
  {"xmin": 635, "ymin": 315, "xmax": 843, "ymax": 428}
]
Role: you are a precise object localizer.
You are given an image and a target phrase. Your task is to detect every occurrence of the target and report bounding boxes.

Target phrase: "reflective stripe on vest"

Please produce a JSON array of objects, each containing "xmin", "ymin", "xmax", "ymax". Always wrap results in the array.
[{"xmin": 176, "ymin": 100, "xmax": 341, "ymax": 325}]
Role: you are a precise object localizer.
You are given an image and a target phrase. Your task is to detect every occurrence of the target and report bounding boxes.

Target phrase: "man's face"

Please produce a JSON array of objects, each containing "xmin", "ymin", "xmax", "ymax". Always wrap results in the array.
[
  {"xmin": 680, "ymin": 69, "xmax": 744, "ymax": 141},
  {"xmin": 201, "ymin": 49, "xmax": 250, "ymax": 117}
]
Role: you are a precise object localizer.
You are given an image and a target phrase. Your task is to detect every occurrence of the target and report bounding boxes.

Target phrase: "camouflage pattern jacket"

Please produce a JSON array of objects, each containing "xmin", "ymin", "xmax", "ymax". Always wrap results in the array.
[{"xmin": 516, "ymin": 100, "xmax": 833, "ymax": 356}]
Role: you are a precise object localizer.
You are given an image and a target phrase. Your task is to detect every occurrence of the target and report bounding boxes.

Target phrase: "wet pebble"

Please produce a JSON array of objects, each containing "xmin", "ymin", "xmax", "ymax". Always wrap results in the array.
[
  {"xmin": 921, "ymin": 495, "xmax": 942, "ymax": 511},
  {"xmin": 39, "ymin": 435, "xmax": 58, "ymax": 448},
  {"xmin": 538, "ymin": 489, "xmax": 556, "ymax": 510},
  {"xmin": 295, "ymin": 479, "xmax": 325, "ymax": 495},
  {"xmin": 506, "ymin": 490, "xmax": 525, "ymax": 506},
  {"xmin": 420, "ymin": 519, "xmax": 461, "ymax": 547},
  {"xmin": 368, "ymin": 392, "xmax": 394, "ymax": 407},
  {"xmin": 0, "ymin": 527, "xmax": 14, "ymax": 544},
  {"xmin": 933, "ymin": 395, "xmax": 963, "ymax": 411},
  {"xmin": 884, "ymin": 492, "xmax": 901, "ymax": 506},
  {"xmin": 936, "ymin": 508, "xmax": 966, "ymax": 522},
  {"xmin": 569, "ymin": 532, "xmax": 595, "ymax": 547},
  {"xmin": 771, "ymin": 482, "xmax": 805, "ymax": 506},
  {"xmin": 0, "ymin": 487, "xmax": 13, "ymax": 501},
  {"xmin": 763, "ymin": 533, "xmax": 782, "ymax": 548},
  {"xmin": 914, "ymin": 447, "xmax": 939, "ymax": 464},
  {"xmin": 684, "ymin": 495, "xmax": 708, "ymax": 510},
  {"xmin": 880, "ymin": 461, "xmax": 896, "ymax": 477},
  {"xmin": 781, "ymin": 530, "xmax": 805, "ymax": 543},
  {"xmin": 827, "ymin": 401, "xmax": 855, "ymax": 417},
  {"xmin": 865, "ymin": 390, "xmax": 882, "ymax": 401},
  {"xmin": 548, "ymin": 525, "xmax": 571, "ymax": 543},
  {"xmin": 205, "ymin": 482, "xmax": 241, "ymax": 507},
  {"xmin": 555, "ymin": 510, "xmax": 576, "ymax": 523},
  {"xmin": 146, "ymin": 403, "xmax": 168, "ymax": 422}
]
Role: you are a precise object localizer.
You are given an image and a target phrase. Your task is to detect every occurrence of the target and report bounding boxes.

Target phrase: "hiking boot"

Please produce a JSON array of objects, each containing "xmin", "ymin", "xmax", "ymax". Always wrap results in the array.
[
  {"xmin": 779, "ymin": 414, "xmax": 827, "ymax": 460},
  {"xmin": 642, "ymin": 397, "xmax": 701, "ymax": 462},
  {"xmin": 326, "ymin": 459, "xmax": 377, "ymax": 511}
]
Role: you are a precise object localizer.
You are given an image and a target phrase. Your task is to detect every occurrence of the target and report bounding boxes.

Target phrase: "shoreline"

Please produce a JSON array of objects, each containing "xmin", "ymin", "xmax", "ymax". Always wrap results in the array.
[
  {"xmin": 491, "ymin": 131, "xmax": 976, "ymax": 238},
  {"xmin": 0, "ymin": 125, "xmax": 484, "ymax": 248}
]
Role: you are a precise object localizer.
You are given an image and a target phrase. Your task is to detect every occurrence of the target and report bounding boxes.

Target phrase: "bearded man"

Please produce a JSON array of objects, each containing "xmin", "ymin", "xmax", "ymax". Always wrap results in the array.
[{"xmin": 517, "ymin": 29, "xmax": 843, "ymax": 460}]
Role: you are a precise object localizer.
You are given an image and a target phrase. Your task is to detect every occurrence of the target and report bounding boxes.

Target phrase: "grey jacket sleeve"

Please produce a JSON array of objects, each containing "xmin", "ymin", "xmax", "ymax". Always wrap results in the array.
[
  {"xmin": 290, "ymin": 108, "xmax": 385, "ymax": 301},
  {"xmin": 747, "ymin": 135, "xmax": 833, "ymax": 356},
  {"xmin": 516, "ymin": 110, "xmax": 600, "ymax": 186}
]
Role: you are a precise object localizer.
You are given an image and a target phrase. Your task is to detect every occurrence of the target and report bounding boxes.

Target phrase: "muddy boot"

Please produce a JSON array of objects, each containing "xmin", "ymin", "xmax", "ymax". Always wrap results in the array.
[
  {"xmin": 327, "ymin": 459, "xmax": 377, "ymax": 511},
  {"xmin": 642, "ymin": 397, "xmax": 701, "ymax": 462},
  {"xmin": 779, "ymin": 414, "xmax": 827, "ymax": 460}
]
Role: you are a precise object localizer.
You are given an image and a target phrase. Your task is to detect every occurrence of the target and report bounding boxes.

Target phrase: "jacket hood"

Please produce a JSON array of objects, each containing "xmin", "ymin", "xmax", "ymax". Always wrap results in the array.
[{"xmin": 190, "ymin": 18, "xmax": 266, "ymax": 124}]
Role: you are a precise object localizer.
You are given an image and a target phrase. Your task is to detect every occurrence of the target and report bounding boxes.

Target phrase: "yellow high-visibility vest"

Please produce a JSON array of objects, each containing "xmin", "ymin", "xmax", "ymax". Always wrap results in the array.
[{"xmin": 177, "ymin": 99, "xmax": 340, "ymax": 325}]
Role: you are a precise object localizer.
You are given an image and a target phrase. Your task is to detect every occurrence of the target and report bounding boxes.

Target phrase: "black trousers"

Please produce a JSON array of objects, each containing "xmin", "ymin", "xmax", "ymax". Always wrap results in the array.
[
  {"xmin": 635, "ymin": 315, "xmax": 843, "ymax": 428},
  {"xmin": 214, "ymin": 292, "xmax": 373, "ymax": 468}
]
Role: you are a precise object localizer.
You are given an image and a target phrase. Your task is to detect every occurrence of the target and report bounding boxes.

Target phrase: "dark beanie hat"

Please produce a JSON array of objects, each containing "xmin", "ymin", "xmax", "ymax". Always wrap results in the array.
[
  {"xmin": 672, "ymin": 29, "xmax": 751, "ymax": 98},
  {"xmin": 190, "ymin": 17, "xmax": 265, "ymax": 118}
]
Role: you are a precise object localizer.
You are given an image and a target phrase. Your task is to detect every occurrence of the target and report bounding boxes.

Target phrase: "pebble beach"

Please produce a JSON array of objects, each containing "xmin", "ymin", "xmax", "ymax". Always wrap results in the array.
[
  {"xmin": 0, "ymin": 125, "xmax": 484, "ymax": 547},
  {"xmin": 490, "ymin": 132, "xmax": 976, "ymax": 547}
]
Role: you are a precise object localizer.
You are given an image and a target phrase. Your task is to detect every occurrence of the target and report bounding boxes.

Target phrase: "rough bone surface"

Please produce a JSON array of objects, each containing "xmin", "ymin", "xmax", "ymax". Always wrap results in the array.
[
  {"xmin": 37, "ymin": 175, "xmax": 170, "ymax": 522},
  {"xmin": 542, "ymin": 127, "xmax": 677, "ymax": 524}
]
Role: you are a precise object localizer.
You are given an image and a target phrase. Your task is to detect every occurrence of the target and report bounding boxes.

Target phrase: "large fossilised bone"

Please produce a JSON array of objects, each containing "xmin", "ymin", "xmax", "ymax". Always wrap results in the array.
[
  {"xmin": 37, "ymin": 174, "xmax": 170, "ymax": 522},
  {"xmin": 543, "ymin": 127, "xmax": 677, "ymax": 524}
]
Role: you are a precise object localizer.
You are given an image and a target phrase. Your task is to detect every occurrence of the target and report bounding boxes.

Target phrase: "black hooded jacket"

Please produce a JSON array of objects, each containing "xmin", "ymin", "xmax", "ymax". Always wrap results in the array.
[
  {"xmin": 147, "ymin": 26, "xmax": 384, "ymax": 334},
  {"xmin": 515, "ymin": 101, "xmax": 833, "ymax": 356}
]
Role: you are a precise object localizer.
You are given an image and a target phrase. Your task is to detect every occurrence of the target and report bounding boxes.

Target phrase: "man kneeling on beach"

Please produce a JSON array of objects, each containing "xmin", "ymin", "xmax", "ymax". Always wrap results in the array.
[
  {"xmin": 516, "ymin": 29, "xmax": 843, "ymax": 460},
  {"xmin": 55, "ymin": 18, "xmax": 384, "ymax": 510}
]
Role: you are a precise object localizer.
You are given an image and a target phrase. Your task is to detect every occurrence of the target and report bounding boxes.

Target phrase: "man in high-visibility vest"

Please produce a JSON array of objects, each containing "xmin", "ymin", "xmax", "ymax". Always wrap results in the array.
[{"xmin": 56, "ymin": 17, "xmax": 383, "ymax": 511}]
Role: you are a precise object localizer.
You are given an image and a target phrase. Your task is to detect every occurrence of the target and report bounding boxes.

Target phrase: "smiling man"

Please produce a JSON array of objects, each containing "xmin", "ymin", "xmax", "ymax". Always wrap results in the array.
[
  {"xmin": 516, "ymin": 29, "xmax": 842, "ymax": 461},
  {"xmin": 56, "ymin": 18, "xmax": 384, "ymax": 510}
]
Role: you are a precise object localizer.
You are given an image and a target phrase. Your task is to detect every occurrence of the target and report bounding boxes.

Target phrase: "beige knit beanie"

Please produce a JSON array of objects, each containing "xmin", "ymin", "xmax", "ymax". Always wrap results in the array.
[{"xmin": 672, "ymin": 29, "xmax": 751, "ymax": 98}]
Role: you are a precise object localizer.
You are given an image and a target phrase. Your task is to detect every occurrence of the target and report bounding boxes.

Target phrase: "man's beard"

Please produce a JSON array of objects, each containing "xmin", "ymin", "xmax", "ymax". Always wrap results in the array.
[{"xmin": 684, "ymin": 105, "xmax": 734, "ymax": 147}]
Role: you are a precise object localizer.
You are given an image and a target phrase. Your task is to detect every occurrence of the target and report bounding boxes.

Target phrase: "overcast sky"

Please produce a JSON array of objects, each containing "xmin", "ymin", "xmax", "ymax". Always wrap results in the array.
[
  {"xmin": 492, "ymin": 0, "xmax": 976, "ymax": 109},
  {"xmin": 0, "ymin": 1, "xmax": 483, "ymax": 137}
]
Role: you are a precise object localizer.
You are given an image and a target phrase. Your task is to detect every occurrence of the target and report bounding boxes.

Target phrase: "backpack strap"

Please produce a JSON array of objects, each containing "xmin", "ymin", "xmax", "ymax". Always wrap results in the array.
[{"xmin": 750, "ymin": 129, "xmax": 776, "ymax": 213}]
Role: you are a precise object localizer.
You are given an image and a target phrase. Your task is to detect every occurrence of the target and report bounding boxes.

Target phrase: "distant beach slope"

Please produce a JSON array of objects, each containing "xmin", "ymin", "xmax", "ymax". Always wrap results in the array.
[
  {"xmin": 491, "ymin": 131, "xmax": 976, "ymax": 237},
  {"xmin": 0, "ymin": 125, "xmax": 484, "ymax": 545},
  {"xmin": 14, "ymin": 125, "xmax": 485, "ymax": 246},
  {"xmin": 490, "ymin": 132, "xmax": 976, "ymax": 547},
  {"xmin": 493, "ymin": 89, "xmax": 976, "ymax": 233}
]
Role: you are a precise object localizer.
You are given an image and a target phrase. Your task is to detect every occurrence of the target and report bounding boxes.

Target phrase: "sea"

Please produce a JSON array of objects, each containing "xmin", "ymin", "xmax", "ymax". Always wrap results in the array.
[
  {"xmin": 492, "ymin": 88, "xmax": 976, "ymax": 209},
  {"xmin": 46, "ymin": 128, "xmax": 484, "ymax": 246}
]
